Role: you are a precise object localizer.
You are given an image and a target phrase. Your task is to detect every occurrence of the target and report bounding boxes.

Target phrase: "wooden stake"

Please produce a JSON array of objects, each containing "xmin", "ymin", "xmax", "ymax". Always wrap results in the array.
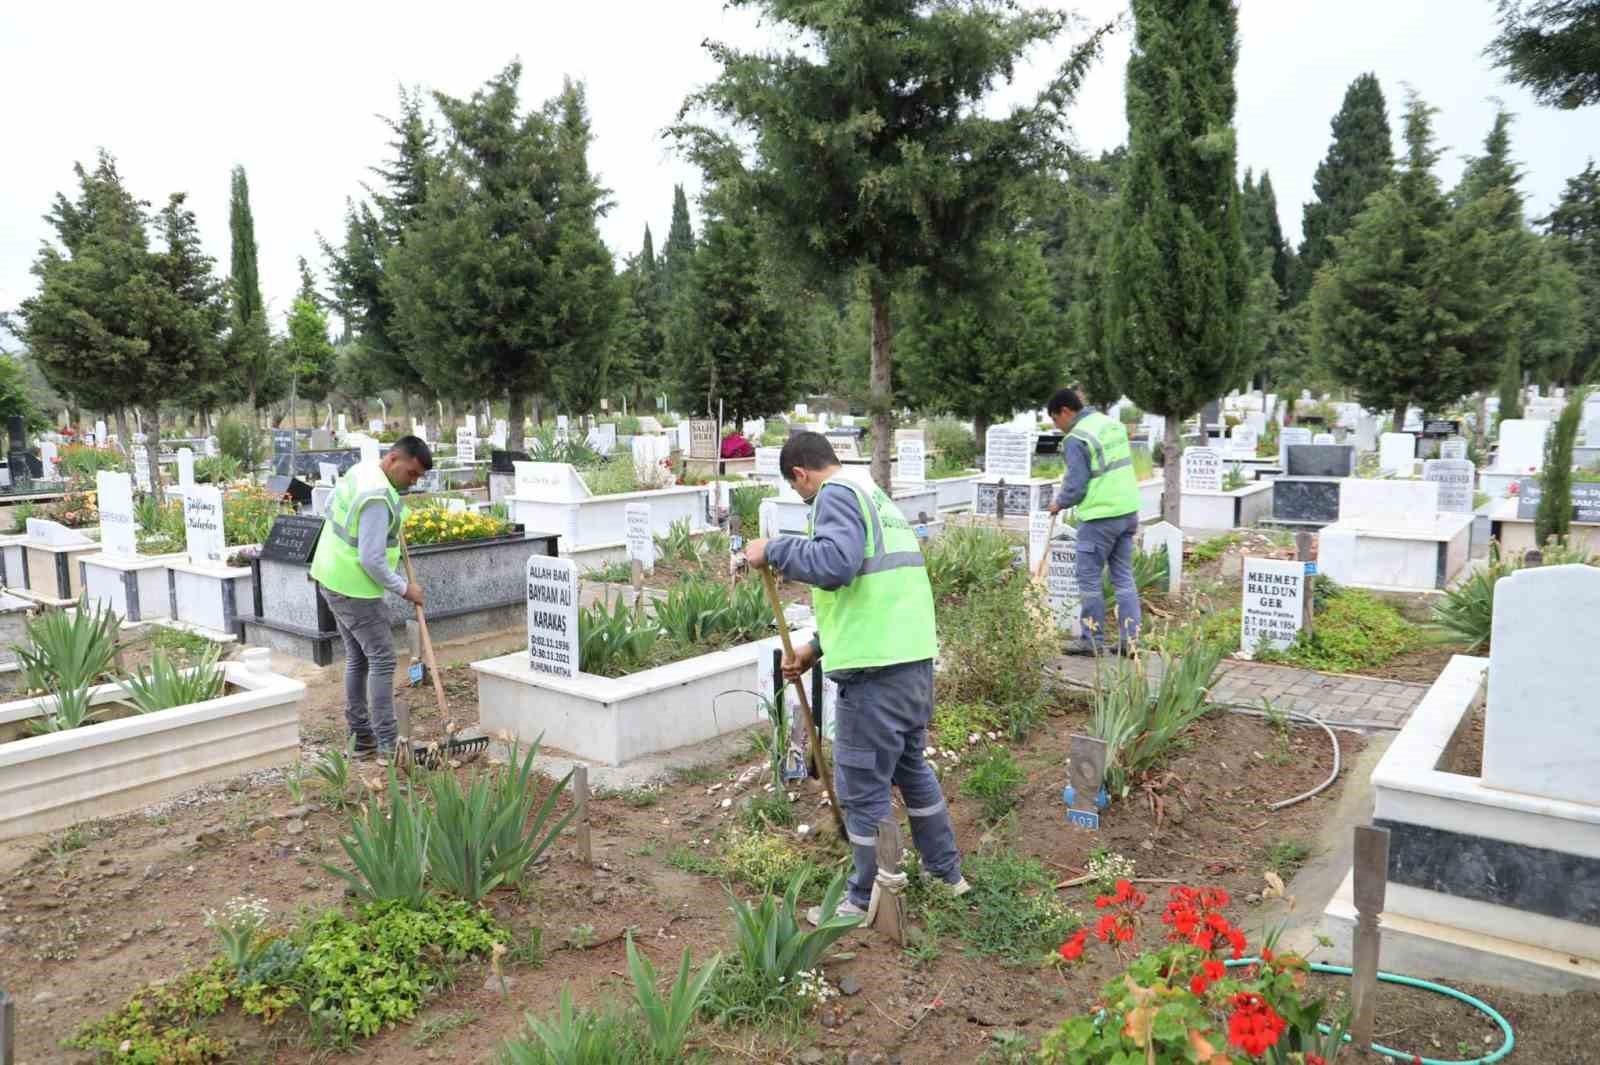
[
  {"xmin": 759, "ymin": 565, "xmax": 845, "ymax": 837},
  {"xmin": 631, "ymin": 558, "xmax": 644, "ymax": 619},
  {"xmin": 574, "ymin": 765, "xmax": 592, "ymax": 867},
  {"xmin": 873, "ymin": 818, "xmax": 907, "ymax": 945},
  {"xmin": 1350, "ymin": 825, "xmax": 1391, "ymax": 1051},
  {"xmin": 0, "ymin": 986, "xmax": 14, "ymax": 1065},
  {"xmin": 399, "ymin": 529, "xmax": 449, "ymax": 765}
]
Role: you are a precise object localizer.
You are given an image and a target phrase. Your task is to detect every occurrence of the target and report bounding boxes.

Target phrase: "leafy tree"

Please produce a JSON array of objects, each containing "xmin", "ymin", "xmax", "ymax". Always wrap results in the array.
[
  {"xmin": 1498, "ymin": 348, "xmax": 1527, "ymax": 421},
  {"xmin": 1536, "ymin": 387, "xmax": 1588, "ymax": 545},
  {"xmin": 673, "ymin": 0, "xmax": 1108, "ymax": 488},
  {"xmin": 1526, "ymin": 239, "xmax": 1586, "ymax": 383},
  {"xmin": 899, "ymin": 233, "xmax": 1065, "ymax": 444},
  {"xmin": 1295, "ymin": 73, "xmax": 1394, "ymax": 302},
  {"xmin": 611, "ymin": 226, "xmax": 667, "ymax": 410},
  {"xmin": 1035, "ymin": 150, "xmax": 1124, "ymax": 408},
  {"xmin": 666, "ymin": 192, "xmax": 798, "ymax": 422},
  {"xmin": 225, "ymin": 165, "xmax": 276, "ymax": 418},
  {"xmin": 284, "ymin": 258, "xmax": 337, "ymax": 406},
  {"xmin": 1487, "ymin": 0, "xmax": 1600, "ymax": 109},
  {"xmin": 1241, "ymin": 168, "xmax": 1290, "ymax": 293},
  {"xmin": 1312, "ymin": 92, "xmax": 1479, "ymax": 430},
  {"xmin": 370, "ymin": 85, "xmax": 436, "ymax": 238},
  {"xmin": 0, "ymin": 355, "xmax": 44, "ymax": 433},
  {"xmin": 1104, "ymin": 0, "xmax": 1247, "ymax": 522},
  {"xmin": 1540, "ymin": 160, "xmax": 1600, "ymax": 382}
]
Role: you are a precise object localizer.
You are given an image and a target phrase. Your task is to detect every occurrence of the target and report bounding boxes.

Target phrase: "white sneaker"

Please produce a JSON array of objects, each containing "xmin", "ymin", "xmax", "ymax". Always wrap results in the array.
[
  {"xmin": 947, "ymin": 876, "xmax": 972, "ymax": 897},
  {"xmin": 806, "ymin": 898, "xmax": 867, "ymax": 927}
]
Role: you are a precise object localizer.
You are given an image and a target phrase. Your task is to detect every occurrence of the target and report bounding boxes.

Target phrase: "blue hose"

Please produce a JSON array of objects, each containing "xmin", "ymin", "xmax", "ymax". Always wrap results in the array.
[{"xmin": 1224, "ymin": 958, "xmax": 1515, "ymax": 1065}]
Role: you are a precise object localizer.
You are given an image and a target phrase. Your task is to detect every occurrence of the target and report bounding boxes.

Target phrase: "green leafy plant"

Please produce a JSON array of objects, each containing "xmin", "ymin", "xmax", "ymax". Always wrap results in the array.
[
  {"xmin": 204, "ymin": 895, "xmax": 273, "ymax": 977},
  {"xmin": 223, "ymin": 483, "xmax": 288, "ymax": 545},
  {"xmin": 311, "ymin": 741, "xmax": 353, "ymax": 805},
  {"xmin": 193, "ymin": 453, "xmax": 243, "ymax": 484},
  {"xmin": 931, "ymin": 701, "xmax": 1002, "ymax": 751},
  {"xmin": 581, "ymin": 458, "xmax": 641, "ymax": 496},
  {"xmin": 15, "ymin": 596, "xmax": 120, "ymax": 694},
  {"xmin": 924, "ymin": 525, "xmax": 1017, "ymax": 600},
  {"xmin": 57, "ymin": 442, "xmax": 130, "ymax": 482},
  {"xmin": 729, "ymin": 483, "xmax": 776, "ymax": 535},
  {"xmin": 654, "ymin": 518, "xmax": 700, "ymax": 564},
  {"xmin": 585, "ymin": 560, "xmax": 633, "ymax": 583},
  {"xmin": 935, "ymin": 579, "xmax": 1056, "ymax": 717},
  {"xmin": 578, "ymin": 595, "xmax": 660, "ymax": 676},
  {"xmin": 1091, "ymin": 636, "xmax": 1224, "ymax": 796},
  {"xmin": 482, "ymin": 740, "xmax": 576, "ymax": 891},
  {"xmin": 708, "ymin": 870, "xmax": 861, "ymax": 1022},
  {"xmin": 216, "ymin": 415, "xmax": 264, "ymax": 470},
  {"xmin": 907, "ymin": 848, "xmax": 1083, "ymax": 964},
  {"xmin": 1102, "ymin": 544, "xmax": 1170, "ymax": 606},
  {"xmin": 1188, "ymin": 531, "xmax": 1241, "ymax": 564},
  {"xmin": 961, "ymin": 746, "xmax": 1027, "ymax": 823},
  {"xmin": 653, "ymin": 577, "xmax": 734, "ymax": 645},
  {"xmin": 502, "ymin": 991, "xmax": 648, "ymax": 1065},
  {"xmin": 122, "ymin": 647, "xmax": 226, "ymax": 712},
  {"xmin": 26, "ymin": 682, "xmax": 96, "ymax": 735},
  {"xmin": 626, "ymin": 932, "xmax": 721, "ymax": 1059},
  {"xmin": 1264, "ymin": 588, "xmax": 1420, "ymax": 672},
  {"xmin": 322, "ymin": 770, "xmax": 431, "ymax": 908},
  {"xmin": 927, "ymin": 417, "xmax": 978, "ymax": 468},
  {"xmin": 1222, "ymin": 463, "xmax": 1249, "ymax": 491}
]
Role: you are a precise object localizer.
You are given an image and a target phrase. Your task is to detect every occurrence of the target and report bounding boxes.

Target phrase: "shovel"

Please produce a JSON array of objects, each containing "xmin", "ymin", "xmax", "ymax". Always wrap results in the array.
[
  {"xmin": 760, "ymin": 565, "xmax": 847, "ymax": 838},
  {"xmin": 396, "ymin": 530, "xmax": 485, "ymax": 767}
]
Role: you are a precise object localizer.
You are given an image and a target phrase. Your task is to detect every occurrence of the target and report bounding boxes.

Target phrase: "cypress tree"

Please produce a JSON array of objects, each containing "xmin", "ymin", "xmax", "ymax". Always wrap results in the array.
[
  {"xmin": 1296, "ymin": 73, "xmax": 1394, "ymax": 302},
  {"xmin": 1242, "ymin": 169, "xmax": 1290, "ymax": 293},
  {"xmin": 286, "ymin": 256, "xmax": 336, "ymax": 405},
  {"xmin": 660, "ymin": 185, "xmax": 696, "ymax": 302},
  {"xmin": 226, "ymin": 166, "xmax": 276, "ymax": 418},
  {"xmin": 1540, "ymin": 160, "xmax": 1600, "ymax": 383},
  {"xmin": 1488, "ymin": 1, "xmax": 1600, "ymax": 109},
  {"xmin": 1536, "ymin": 387, "xmax": 1587, "ymax": 546},
  {"xmin": 1103, "ymin": 0, "xmax": 1247, "ymax": 523}
]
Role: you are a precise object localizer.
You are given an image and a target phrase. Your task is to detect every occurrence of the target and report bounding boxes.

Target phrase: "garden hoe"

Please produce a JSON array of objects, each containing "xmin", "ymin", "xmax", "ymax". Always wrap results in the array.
[
  {"xmin": 759, "ymin": 564, "xmax": 847, "ymax": 839},
  {"xmin": 398, "ymin": 530, "xmax": 489, "ymax": 770}
]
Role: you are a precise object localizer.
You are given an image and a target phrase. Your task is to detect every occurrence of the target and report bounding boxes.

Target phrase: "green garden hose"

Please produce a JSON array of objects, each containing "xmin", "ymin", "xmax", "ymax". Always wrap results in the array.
[{"xmin": 1225, "ymin": 958, "xmax": 1515, "ymax": 1065}]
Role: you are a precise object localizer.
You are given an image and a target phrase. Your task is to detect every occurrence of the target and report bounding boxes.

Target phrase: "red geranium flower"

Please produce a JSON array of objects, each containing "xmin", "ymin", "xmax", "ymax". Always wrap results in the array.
[
  {"xmin": 1226, "ymin": 992, "xmax": 1286, "ymax": 1057},
  {"xmin": 1058, "ymin": 930, "xmax": 1088, "ymax": 961}
]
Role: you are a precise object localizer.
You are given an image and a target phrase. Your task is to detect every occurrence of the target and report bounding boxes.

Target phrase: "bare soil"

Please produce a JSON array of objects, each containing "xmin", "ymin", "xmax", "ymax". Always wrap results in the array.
[{"xmin": 0, "ymin": 625, "xmax": 1583, "ymax": 1064}]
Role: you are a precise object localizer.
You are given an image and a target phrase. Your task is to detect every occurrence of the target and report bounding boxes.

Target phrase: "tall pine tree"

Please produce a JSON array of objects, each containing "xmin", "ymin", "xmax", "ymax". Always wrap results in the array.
[
  {"xmin": 285, "ymin": 256, "xmax": 337, "ymax": 408},
  {"xmin": 1488, "ymin": 0, "xmax": 1600, "ymax": 109},
  {"xmin": 674, "ymin": 0, "xmax": 1108, "ymax": 488},
  {"xmin": 660, "ymin": 185, "xmax": 696, "ymax": 301},
  {"xmin": 1296, "ymin": 73, "xmax": 1394, "ymax": 302},
  {"xmin": 1313, "ymin": 92, "xmax": 1480, "ymax": 429},
  {"xmin": 1541, "ymin": 160, "xmax": 1600, "ymax": 382},
  {"xmin": 1241, "ymin": 168, "xmax": 1290, "ymax": 293},
  {"xmin": 612, "ymin": 226, "xmax": 667, "ymax": 411},
  {"xmin": 226, "ymin": 165, "xmax": 276, "ymax": 419},
  {"xmin": 1104, "ymin": 0, "xmax": 1247, "ymax": 523}
]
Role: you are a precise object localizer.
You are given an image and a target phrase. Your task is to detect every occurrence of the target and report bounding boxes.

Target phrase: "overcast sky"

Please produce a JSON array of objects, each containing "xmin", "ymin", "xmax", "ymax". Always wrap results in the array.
[{"xmin": 3, "ymin": 0, "xmax": 1597, "ymax": 340}]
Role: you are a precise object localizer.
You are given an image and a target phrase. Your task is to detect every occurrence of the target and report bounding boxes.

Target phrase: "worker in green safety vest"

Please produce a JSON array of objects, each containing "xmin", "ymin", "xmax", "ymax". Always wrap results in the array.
[
  {"xmin": 746, "ymin": 431, "xmax": 969, "ymax": 927},
  {"xmin": 309, "ymin": 436, "xmax": 433, "ymax": 760},
  {"xmin": 1046, "ymin": 386, "xmax": 1143, "ymax": 654}
]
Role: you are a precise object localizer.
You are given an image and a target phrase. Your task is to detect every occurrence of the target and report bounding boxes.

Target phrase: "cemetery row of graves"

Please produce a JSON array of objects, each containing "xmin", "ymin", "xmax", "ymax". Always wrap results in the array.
[{"xmin": 0, "ymin": 385, "xmax": 1597, "ymax": 1064}]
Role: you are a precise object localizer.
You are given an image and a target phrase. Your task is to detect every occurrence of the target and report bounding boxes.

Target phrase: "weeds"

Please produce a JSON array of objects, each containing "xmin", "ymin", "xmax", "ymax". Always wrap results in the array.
[
  {"xmin": 654, "ymin": 519, "xmax": 700, "ymax": 564},
  {"xmin": 924, "ymin": 525, "xmax": 1015, "ymax": 600},
  {"xmin": 1188, "ymin": 532, "xmax": 1242, "ymax": 564},
  {"xmin": 908, "ymin": 849, "xmax": 1084, "ymax": 965},
  {"xmin": 501, "ymin": 992, "xmax": 648, "ymax": 1064},
  {"xmin": 413, "ymin": 1009, "xmax": 479, "ymax": 1048},
  {"xmin": 578, "ymin": 595, "xmax": 659, "ymax": 677},
  {"xmin": 1264, "ymin": 839, "xmax": 1312, "ymax": 877},
  {"xmin": 960, "ymin": 746, "xmax": 1026, "ymax": 823},
  {"xmin": 1265, "ymin": 588, "xmax": 1420, "ymax": 672}
]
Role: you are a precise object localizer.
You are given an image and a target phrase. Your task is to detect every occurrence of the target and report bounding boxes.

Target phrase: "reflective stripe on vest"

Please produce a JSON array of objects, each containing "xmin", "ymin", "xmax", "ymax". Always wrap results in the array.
[
  {"xmin": 806, "ymin": 477, "xmax": 938, "ymax": 672},
  {"xmin": 309, "ymin": 462, "xmax": 403, "ymax": 599},
  {"xmin": 1066, "ymin": 411, "xmax": 1142, "ymax": 521}
]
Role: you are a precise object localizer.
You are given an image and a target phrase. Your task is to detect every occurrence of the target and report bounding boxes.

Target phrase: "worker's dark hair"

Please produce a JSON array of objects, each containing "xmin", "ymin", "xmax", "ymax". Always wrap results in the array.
[
  {"xmin": 778, "ymin": 431, "xmax": 839, "ymax": 481},
  {"xmin": 389, "ymin": 434, "xmax": 434, "ymax": 471},
  {"xmin": 1047, "ymin": 387, "xmax": 1084, "ymax": 416}
]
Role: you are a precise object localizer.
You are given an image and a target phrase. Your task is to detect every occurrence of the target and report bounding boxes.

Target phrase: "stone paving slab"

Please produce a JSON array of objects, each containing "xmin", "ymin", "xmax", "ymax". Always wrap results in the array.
[{"xmin": 1047, "ymin": 653, "xmax": 1429, "ymax": 730}]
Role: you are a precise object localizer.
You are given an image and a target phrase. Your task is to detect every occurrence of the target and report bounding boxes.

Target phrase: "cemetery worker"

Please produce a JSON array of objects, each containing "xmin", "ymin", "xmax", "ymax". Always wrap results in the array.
[
  {"xmin": 745, "ymin": 432, "xmax": 969, "ymax": 925},
  {"xmin": 309, "ymin": 436, "xmax": 433, "ymax": 760},
  {"xmin": 1046, "ymin": 386, "xmax": 1143, "ymax": 654}
]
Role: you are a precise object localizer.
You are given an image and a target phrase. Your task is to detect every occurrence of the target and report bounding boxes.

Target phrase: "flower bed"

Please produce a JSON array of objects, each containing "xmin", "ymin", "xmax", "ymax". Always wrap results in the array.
[{"xmin": 0, "ymin": 647, "xmax": 303, "ymax": 840}]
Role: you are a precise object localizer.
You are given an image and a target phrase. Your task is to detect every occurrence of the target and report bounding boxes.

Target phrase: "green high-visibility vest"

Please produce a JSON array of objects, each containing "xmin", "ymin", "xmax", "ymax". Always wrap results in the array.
[
  {"xmin": 309, "ymin": 462, "xmax": 403, "ymax": 599},
  {"xmin": 807, "ymin": 477, "xmax": 938, "ymax": 672},
  {"xmin": 1067, "ymin": 410, "xmax": 1142, "ymax": 521}
]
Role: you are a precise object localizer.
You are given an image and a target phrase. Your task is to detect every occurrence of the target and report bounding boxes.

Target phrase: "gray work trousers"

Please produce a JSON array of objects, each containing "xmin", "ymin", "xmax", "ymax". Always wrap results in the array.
[
  {"xmin": 1075, "ymin": 512, "xmax": 1142, "ymax": 650},
  {"xmin": 830, "ymin": 658, "xmax": 963, "ymax": 908},
  {"xmin": 321, "ymin": 587, "xmax": 399, "ymax": 753}
]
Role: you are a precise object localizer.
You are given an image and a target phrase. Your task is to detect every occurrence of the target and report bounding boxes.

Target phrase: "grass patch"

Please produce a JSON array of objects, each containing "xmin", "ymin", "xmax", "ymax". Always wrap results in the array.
[
  {"xmin": 930, "ymin": 702, "xmax": 1002, "ymax": 751},
  {"xmin": 1264, "ymin": 587, "xmax": 1420, "ymax": 672},
  {"xmin": 907, "ymin": 848, "xmax": 1084, "ymax": 965},
  {"xmin": 960, "ymin": 747, "xmax": 1027, "ymax": 823},
  {"xmin": 1263, "ymin": 838, "xmax": 1312, "ymax": 878},
  {"xmin": 672, "ymin": 764, "xmax": 720, "ymax": 787},
  {"xmin": 146, "ymin": 625, "xmax": 221, "ymax": 667},
  {"xmin": 667, "ymin": 831, "xmax": 839, "ymax": 900},
  {"xmin": 1188, "ymin": 532, "xmax": 1243, "ymax": 564}
]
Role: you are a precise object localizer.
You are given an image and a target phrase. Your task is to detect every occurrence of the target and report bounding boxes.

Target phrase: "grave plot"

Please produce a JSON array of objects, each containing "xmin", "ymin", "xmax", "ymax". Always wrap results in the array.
[
  {"xmin": 1324, "ymin": 564, "xmax": 1600, "ymax": 993},
  {"xmin": 0, "ymin": 602, "xmax": 302, "ymax": 840},
  {"xmin": 505, "ymin": 457, "xmax": 711, "ymax": 569},
  {"xmin": 1177, "ymin": 446, "xmax": 1274, "ymax": 530},
  {"xmin": 579, "ymin": 515, "xmax": 812, "ymax": 613},
  {"xmin": 242, "ymin": 507, "xmax": 558, "ymax": 665},
  {"xmin": 1318, "ymin": 478, "xmax": 1473, "ymax": 593}
]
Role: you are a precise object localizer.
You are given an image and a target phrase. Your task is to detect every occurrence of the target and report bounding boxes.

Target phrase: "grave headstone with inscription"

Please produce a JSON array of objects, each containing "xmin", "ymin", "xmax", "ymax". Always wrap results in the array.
[
  {"xmin": 1028, "ymin": 510, "xmax": 1053, "ymax": 572},
  {"xmin": 526, "ymin": 556, "xmax": 580, "ymax": 679},
  {"xmin": 1278, "ymin": 427, "xmax": 1312, "ymax": 467},
  {"xmin": 457, "ymin": 427, "xmax": 477, "ymax": 466},
  {"xmin": 1181, "ymin": 447, "xmax": 1222, "ymax": 493},
  {"xmin": 1240, "ymin": 557, "xmax": 1307, "ymax": 658},
  {"xmin": 1439, "ymin": 437, "xmax": 1469, "ymax": 461},
  {"xmin": 897, "ymin": 438, "xmax": 926, "ymax": 484},
  {"xmin": 183, "ymin": 486, "xmax": 226, "ymax": 565},
  {"xmin": 96, "ymin": 471, "xmax": 138, "ymax": 557},
  {"xmin": 1423, "ymin": 459, "xmax": 1476, "ymax": 514},
  {"xmin": 625, "ymin": 502, "xmax": 654, "ymax": 574},
  {"xmin": 1229, "ymin": 425, "xmax": 1258, "ymax": 457},
  {"xmin": 1045, "ymin": 530, "xmax": 1080, "ymax": 633},
  {"xmin": 984, "ymin": 426, "xmax": 1033, "ymax": 481},
  {"xmin": 689, "ymin": 419, "xmax": 720, "ymax": 460},
  {"xmin": 755, "ymin": 447, "xmax": 782, "ymax": 480},
  {"xmin": 1313, "ymin": 433, "xmax": 1336, "ymax": 446}
]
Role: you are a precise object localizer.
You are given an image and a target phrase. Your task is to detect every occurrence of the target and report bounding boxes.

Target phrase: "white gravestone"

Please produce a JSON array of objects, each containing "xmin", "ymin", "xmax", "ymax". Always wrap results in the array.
[
  {"xmin": 40, "ymin": 441, "xmax": 58, "ymax": 481},
  {"xmin": 625, "ymin": 502, "xmax": 654, "ymax": 575},
  {"xmin": 637, "ymin": 416, "xmax": 664, "ymax": 435},
  {"xmin": 1240, "ymin": 557, "xmax": 1307, "ymax": 658},
  {"xmin": 827, "ymin": 432, "xmax": 863, "ymax": 461},
  {"xmin": 1278, "ymin": 427, "xmax": 1312, "ymax": 467},
  {"xmin": 177, "ymin": 449, "xmax": 195, "ymax": 490},
  {"xmin": 457, "ymin": 428, "xmax": 477, "ymax": 467},
  {"xmin": 1141, "ymin": 520, "xmax": 1184, "ymax": 597},
  {"xmin": 360, "ymin": 438, "xmax": 381, "ymax": 466},
  {"xmin": 96, "ymin": 471, "xmax": 138, "ymax": 558},
  {"xmin": 465, "ymin": 413, "xmax": 476, "ymax": 437},
  {"xmin": 1045, "ymin": 529, "xmax": 1081, "ymax": 633},
  {"xmin": 1440, "ymin": 437, "xmax": 1469, "ymax": 461},
  {"xmin": 1142, "ymin": 414, "xmax": 1166, "ymax": 445},
  {"xmin": 632, "ymin": 435, "xmax": 672, "ymax": 481},
  {"xmin": 492, "ymin": 420, "xmax": 509, "ymax": 449},
  {"xmin": 526, "ymin": 556, "xmax": 580, "ymax": 679},
  {"xmin": 183, "ymin": 486, "xmax": 226, "ymax": 566},
  {"xmin": 1495, "ymin": 419, "xmax": 1549, "ymax": 474},
  {"xmin": 758, "ymin": 498, "xmax": 780, "ymax": 539},
  {"xmin": 586, "ymin": 423, "xmax": 617, "ymax": 456},
  {"xmin": 794, "ymin": 403, "xmax": 809, "ymax": 418},
  {"xmin": 755, "ymin": 447, "xmax": 783, "ymax": 480},
  {"xmin": 1313, "ymin": 433, "xmax": 1336, "ymax": 446},
  {"xmin": 27, "ymin": 518, "xmax": 92, "ymax": 547},
  {"xmin": 556, "ymin": 414, "xmax": 570, "ymax": 435},
  {"xmin": 318, "ymin": 461, "xmax": 340, "ymax": 487},
  {"xmin": 984, "ymin": 426, "xmax": 1033, "ymax": 481},
  {"xmin": 1181, "ymin": 447, "xmax": 1222, "ymax": 493},
  {"xmin": 337, "ymin": 414, "xmax": 347, "ymax": 434},
  {"xmin": 1245, "ymin": 412, "xmax": 1267, "ymax": 436},
  {"xmin": 676, "ymin": 421, "xmax": 692, "ymax": 454},
  {"xmin": 897, "ymin": 438, "xmax": 926, "ymax": 485},
  {"xmin": 133, "ymin": 450, "xmax": 152, "ymax": 492},
  {"xmin": 95, "ymin": 420, "xmax": 107, "ymax": 442},
  {"xmin": 1483, "ymin": 564, "xmax": 1600, "ymax": 804},
  {"xmin": 1354, "ymin": 417, "xmax": 1380, "ymax": 452},
  {"xmin": 1229, "ymin": 425, "xmax": 1258, "ymax": 458},
  {"xmin": 514, "ymin": 461, "xmax": 590, "ymax": 502},
  {"xmin": 1339, "ymin": 478, "xmax": 1440, "ymax": 530},
  {"xmin": 1423, "ymin": 458, "xmax": 1475, "ymax": 514},
  {"xmin": 1379, "ymin": 432, "xmax": 1416, "ymax": 477},
  {"xmin": 1028, "ymin": 510, "xmax": 1053, "ymax": 572}
]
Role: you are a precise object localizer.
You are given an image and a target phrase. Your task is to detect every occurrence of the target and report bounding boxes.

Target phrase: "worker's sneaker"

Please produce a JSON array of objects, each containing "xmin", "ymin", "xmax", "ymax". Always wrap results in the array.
[
  {"xmin": 806, "ymin": 899, "xmax": 867, "ymax": 927},
  {"xmin": 946, "ymin": 876, "xmax": 973, "ymax": 898},
  {"xmin": 1062, "ymin": 639, "xmax": 1098, "ymax": 656}
]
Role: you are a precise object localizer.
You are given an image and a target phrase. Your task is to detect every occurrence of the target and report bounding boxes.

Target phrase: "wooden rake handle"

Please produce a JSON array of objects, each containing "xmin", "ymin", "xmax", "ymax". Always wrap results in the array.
[
  {"xmin": 760, "ymin": 565, "xmax": 846, "ymax": 838},
  {"xmin": 399, "ymin": 529, "xmax": 449, "ymax": 736}
]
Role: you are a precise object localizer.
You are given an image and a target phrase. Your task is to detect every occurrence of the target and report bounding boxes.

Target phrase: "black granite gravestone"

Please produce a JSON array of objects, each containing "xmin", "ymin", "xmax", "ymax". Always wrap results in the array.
[
  {"xmin": 260, "ymin": 514, "xmax": 326, "ymax": 564},
  {"xmin": 1285, "ymin": 445, "xmax": 1355, "ymax": 478},
  {"xmin": 1272, "ymin": 480, "xmax": 1341, "ymax": 524},
  {"xmin": 490, "ymin": 449, "xmax": 532, "ymax": 473},
  {"xmin": 265, "ymin": 475, "xmax": 314, "ymax": 507}
]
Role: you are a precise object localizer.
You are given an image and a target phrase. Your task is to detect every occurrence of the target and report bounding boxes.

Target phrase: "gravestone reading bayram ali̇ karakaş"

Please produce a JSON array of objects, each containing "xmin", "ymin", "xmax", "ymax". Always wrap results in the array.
[{"xmin": 525, "ymin": 556, "xmax": 579, "ymax": 680}]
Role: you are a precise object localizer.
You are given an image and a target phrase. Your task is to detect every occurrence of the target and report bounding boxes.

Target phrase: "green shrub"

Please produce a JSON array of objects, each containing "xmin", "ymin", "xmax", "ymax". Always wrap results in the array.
[
  {"xmin": 58, "ymin": 443, "xmax": 130, "ymax": 482},
  {"xmin": 1267, "ymin": 588, "xmax": 1420, "ymax": 672},
  {"xmin": 194, "ymin": 454, "xmax": 242, "ymax": 484},
  {"xmin": 1537, "ymin": 387, "xmax": 1588, "ymax": 545},
  {"xmin": 122, "ymin": 647, "xmax": 226, "ymax": 713},
  {"xmin": 223, "ymin": 484, "xmax": 287, "ymax": 545},
  {"xmin": 578, "ymin": 596, "xmax": 659, "ymax": 676},
  {"xmin": 924, "ymin": 525, "xmax": 1015, "ymax": 600},
  {"xmin": 927, "ymin": 418, "xmax": 978, "ymax": 468},
  {"xmin": 1090, "ymin": 635, "xmax": 1224, "ymax": 796},
  {"xmin": 935, "ymin": 579, "xmax": 1055, "ymax": 713},
  {"xmin": 322, "ymin": 771, "xmax": 431, "ymax": 908},
  {"xmin": 930, "ymin": 701, "xmax": 1002, "ymax": 751},
  {"xmin": 960, "ymin": 746, "xmax": 1026, "ymax": 822},
  {"xmin": 215, "ymin": 415, "xmax": 263, "ymax": 469},
  {"xmin": 729, "ymin": 483, "xmax": 776, "ymax": 535}
]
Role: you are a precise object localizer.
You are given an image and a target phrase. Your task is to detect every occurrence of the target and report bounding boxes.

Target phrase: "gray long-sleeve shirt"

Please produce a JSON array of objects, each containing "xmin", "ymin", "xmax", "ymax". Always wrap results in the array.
[
  {"xmin": 765, "ymin": 478, "xmax": 870, "ymax": 659},
  {"xmin": 1053, "ymin": 410, "xmax": 1096, "ymax": 510},
  {"xmin": 358, "ymin": 500, "xmax": 407, "ymax": 597}
]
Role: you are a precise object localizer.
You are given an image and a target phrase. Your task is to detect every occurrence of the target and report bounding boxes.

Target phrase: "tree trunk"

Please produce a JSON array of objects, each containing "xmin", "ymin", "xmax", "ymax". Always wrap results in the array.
[
  {"xmin": 114, "ymin": 409, "xmax": 130, "ymax": 447},
  {"xmin": 973, "ymin": 413, "xmax": 991, "ymax": 462},
  {"xmin": 507, "ymin": 391, "xmax": 526, "ymax": 449},
  {"xmin": 532, "ymin": 394, "xmax": 544, "ymax": 429},
  {"xmin": 247, "ymin": 383, "xmax": 258, "ymax": 428},
  {"xmin": 1475, "ymin": 392, "xmax": 1489, "ymax": 452},
  {"xmin": 143, "ymin": 407, "xmax": 163, "ymax": 503},
  {"xmin": 1162, "ymin": 413, "xmax": 1182, "ymax": 526},
  {"xmin": 1391, "ymin": 401, "xmax": 1406, "ymax": 435},
  {"xmin": 868, "ymin": 281, "xmax": 894, "ymax": 491}
]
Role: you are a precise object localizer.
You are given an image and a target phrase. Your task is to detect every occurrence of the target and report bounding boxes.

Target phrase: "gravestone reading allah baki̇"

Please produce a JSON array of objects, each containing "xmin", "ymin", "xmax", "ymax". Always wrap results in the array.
[{"xmin": 526, "ymin": 555, "xmax": 579, "ymax": 680}]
